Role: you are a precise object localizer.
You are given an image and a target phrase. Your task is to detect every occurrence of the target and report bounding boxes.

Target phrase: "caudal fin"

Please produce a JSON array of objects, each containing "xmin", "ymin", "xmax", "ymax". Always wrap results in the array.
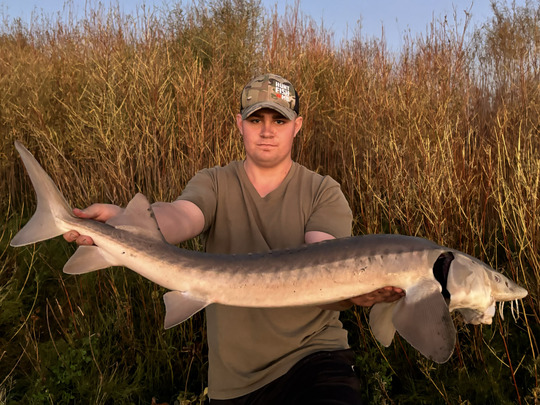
[{"xmin": 10, "ymin": 141, "xmax": 74, "ymax": 247}]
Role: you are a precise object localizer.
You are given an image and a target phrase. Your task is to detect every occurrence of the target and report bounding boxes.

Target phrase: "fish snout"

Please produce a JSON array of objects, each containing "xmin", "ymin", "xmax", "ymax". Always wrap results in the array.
[{"xmin": 489, "ymin": 270, "xmax": 528, "ymax": 301}]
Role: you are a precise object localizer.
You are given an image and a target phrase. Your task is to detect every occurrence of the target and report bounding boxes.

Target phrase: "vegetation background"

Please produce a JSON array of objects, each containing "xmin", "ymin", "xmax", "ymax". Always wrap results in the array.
[{"xmin": 0, "ymin": 0, "xmax": 538, "ymax": 403}]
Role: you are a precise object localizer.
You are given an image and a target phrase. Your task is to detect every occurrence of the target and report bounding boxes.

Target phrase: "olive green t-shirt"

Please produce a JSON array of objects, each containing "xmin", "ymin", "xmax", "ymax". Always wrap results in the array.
[{"xmin": 177, "ymin": 161, "xmax": 353, "ymax": 399}]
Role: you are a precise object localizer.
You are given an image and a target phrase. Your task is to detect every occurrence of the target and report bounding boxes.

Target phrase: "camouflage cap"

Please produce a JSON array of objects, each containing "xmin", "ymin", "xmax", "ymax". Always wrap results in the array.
[{"xmin": 240, "ymin": 73, "xmax": 299, "ymax": 120}]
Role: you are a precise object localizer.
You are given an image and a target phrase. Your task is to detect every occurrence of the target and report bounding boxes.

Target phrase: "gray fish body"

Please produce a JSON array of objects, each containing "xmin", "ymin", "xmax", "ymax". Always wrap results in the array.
[
  {"xmin": 48, "ymin": 211, "xmax": 433, "ymax": 305},
  {"xmin": 10, "ymin": 141, "xmax": 528, "ymax": 363},
  {"xmin": 61, "ymin": 217, "xmax": 440, "ymax": 306}
]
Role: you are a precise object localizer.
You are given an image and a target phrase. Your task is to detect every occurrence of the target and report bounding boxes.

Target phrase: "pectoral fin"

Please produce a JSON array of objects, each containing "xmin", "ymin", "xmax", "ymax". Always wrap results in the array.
[
  {"xmin": 64, "ymin": 246, "xmax": 121, "ymax": 274},
  {"xmin": 392, "ymin": 281, "xmax": 456, "ymax": 363},
  {"xmin": 163, "ymin": 291, "xmax": 209, "ymax": 329},
  {"xmin": 369, "ymin": 301, "xmax": 398, "ymax": 347}
]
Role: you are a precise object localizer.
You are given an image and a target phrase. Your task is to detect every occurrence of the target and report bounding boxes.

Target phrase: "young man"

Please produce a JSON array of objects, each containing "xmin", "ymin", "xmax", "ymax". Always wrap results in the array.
[{"xmin": 64, "ymin": 74, "xmax": 404, "ymax": 404}]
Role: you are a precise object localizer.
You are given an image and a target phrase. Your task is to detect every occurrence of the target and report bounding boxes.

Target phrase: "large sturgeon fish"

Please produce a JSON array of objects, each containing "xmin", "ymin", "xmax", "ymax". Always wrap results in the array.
[{"xmin": 10, "ymin": 141, "xmax": 527, "ymax": 363}]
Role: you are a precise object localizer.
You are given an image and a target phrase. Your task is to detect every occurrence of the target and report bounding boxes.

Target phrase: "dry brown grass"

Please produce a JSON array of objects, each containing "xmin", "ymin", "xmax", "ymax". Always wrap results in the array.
[{"xmin": 1, "ymin": 0, "xmax": 538, "ymax": 403}]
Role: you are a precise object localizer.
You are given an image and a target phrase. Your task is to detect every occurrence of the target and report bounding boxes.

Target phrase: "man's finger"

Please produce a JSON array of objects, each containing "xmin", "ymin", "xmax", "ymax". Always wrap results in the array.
[
  {"xmin": 63, "ymin": 231, "xmax": 79, "ymax": 242},
  {"xmin": 76, "ymin": 235, "xmax": 94, "ymax": 245}
]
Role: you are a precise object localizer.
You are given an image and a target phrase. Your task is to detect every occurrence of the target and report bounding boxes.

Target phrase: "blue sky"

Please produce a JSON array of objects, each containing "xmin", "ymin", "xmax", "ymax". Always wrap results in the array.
[
  {"xmin": 0, "ymin": 0, "xmax": 524, "ymax": 50},
  {"xmin": 261, "ymin": 0, "xmax": 496, "ymax": 49}
]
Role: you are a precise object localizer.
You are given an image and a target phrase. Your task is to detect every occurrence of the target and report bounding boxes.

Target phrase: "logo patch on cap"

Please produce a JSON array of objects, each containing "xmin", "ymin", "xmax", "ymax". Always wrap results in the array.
[
  {"xmin": 272, "ymin": 80, "xmax": 292, "ymax": 102},
  {"xmin": 240, "ymin": 73, "xmax": 299, "ymax": 120}
]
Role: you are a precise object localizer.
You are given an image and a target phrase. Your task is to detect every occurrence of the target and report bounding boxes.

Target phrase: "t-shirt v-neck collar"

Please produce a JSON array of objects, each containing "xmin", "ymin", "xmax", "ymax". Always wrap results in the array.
[{"xmin": 237, "ymin": 161, "xmax": 297, "ymax": 201}]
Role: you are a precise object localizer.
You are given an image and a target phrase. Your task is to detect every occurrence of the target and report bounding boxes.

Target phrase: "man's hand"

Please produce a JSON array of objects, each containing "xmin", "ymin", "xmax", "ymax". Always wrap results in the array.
[
  {"xmin": 319, "ymin": 286, "xmax": 405, "ymax": 311},
  {"xmin": 63, "ymin": 204, "xmax": 123, "ymax": 245},
  {"xmin": 349, "ymin": 286, "xmax": 405, "ymax": 307}
]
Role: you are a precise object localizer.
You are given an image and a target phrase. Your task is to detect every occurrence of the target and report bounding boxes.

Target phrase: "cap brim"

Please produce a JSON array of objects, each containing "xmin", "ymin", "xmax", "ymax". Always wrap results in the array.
[{"xmin": 241, "ymin": 103, "xmax": 297, "ymax": 121}]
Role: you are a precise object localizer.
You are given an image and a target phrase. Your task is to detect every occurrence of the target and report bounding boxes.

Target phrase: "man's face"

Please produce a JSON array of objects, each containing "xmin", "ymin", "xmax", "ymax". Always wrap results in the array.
[{"xmin": 236, "ymin": 108, "xmax": 303, "ymax": 168}]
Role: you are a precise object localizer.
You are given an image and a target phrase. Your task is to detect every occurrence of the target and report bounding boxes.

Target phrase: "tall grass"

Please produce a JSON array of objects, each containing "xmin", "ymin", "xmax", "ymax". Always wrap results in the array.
[{"xmin": 1, "ymin": 0, "xmax": 539, "ymax": 403}]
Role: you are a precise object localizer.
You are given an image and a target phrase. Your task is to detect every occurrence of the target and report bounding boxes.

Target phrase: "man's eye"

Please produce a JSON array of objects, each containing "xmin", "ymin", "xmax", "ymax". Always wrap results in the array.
[{"xmin": 275, "ymin": 119, "xmax": 286, "ymax": 125}]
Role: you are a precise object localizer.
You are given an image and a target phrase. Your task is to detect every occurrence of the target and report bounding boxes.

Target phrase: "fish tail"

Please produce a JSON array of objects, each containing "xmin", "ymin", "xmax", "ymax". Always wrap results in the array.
[{"xmin": 10, "ymin": 141, "xmax": 73, "ymax": 247}]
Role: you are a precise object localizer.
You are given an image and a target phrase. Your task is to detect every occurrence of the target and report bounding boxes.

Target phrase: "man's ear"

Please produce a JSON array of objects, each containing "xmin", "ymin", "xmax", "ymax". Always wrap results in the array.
[
  {"xmin": 236, "ymin": 114, "xmax": 244, "ymax": 135},
  {"xmin": 294, "ymin": 116, "xmax": 303, "ymax": 137}
]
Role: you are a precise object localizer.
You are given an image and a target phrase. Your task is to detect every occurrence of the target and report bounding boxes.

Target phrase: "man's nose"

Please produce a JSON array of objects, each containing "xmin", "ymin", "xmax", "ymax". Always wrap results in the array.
[{"xmin": 260, "ymin": 120, "xmax": 274, "ymax": 137}]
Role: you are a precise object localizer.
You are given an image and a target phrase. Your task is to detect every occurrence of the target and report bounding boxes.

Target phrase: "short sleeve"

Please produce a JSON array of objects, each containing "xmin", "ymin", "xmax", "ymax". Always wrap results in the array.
[
  {"xmin": 176, "ymin": 168, "xmax": 218, "ymax": 232},
  {"xmin": 305, "ymin": 176, "xmax": 352, "ymax": 238}
]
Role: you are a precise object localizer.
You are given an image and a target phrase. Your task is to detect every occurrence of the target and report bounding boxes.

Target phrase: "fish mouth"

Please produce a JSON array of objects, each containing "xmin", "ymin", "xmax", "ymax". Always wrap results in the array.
[{"xmin": 456, "ymin": 304, "xmax": 496, "ymax": 325}]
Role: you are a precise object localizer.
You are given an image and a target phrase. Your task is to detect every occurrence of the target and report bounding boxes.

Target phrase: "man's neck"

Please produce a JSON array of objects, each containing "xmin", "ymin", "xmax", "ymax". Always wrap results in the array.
[{"xmin": 243, "ymin": 159, "xmax": 293, "ymax": 198}]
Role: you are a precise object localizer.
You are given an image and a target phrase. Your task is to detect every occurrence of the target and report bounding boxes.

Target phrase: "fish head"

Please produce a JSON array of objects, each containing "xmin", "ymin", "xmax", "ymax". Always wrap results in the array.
[
  {"xmin": 445, "ymin": 252, "xmax": 527, "ymax": 325},
  {"xmin": 445, "ymin": 252, "xmax": 492, "ymax": 313}
]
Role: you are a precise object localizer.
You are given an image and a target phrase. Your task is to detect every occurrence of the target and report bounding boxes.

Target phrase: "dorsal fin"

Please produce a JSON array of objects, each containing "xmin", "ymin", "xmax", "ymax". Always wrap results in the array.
[{"xmin": 106, "ymin": 193, "xmax": 165, "ymax": 242}]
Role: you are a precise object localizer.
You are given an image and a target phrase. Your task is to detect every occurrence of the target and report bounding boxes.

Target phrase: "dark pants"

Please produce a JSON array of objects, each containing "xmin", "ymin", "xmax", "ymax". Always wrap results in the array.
[{"xmin": 210, "ymin": 349, "xmax": 363, "ymax": 405}]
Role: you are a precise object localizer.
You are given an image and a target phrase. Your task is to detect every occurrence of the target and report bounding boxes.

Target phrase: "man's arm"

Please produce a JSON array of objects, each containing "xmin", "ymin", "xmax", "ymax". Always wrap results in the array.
[
  {"xmin": 64, "ymin": 200, "xmax": 205, "ymax": 245},
  {"xmin": 152, "ymin": 200, "xmax": 205, "ymax": 244},
  {"xmin": 305, "ymin": 231, "xmax": 405, "ymax": 310}
]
